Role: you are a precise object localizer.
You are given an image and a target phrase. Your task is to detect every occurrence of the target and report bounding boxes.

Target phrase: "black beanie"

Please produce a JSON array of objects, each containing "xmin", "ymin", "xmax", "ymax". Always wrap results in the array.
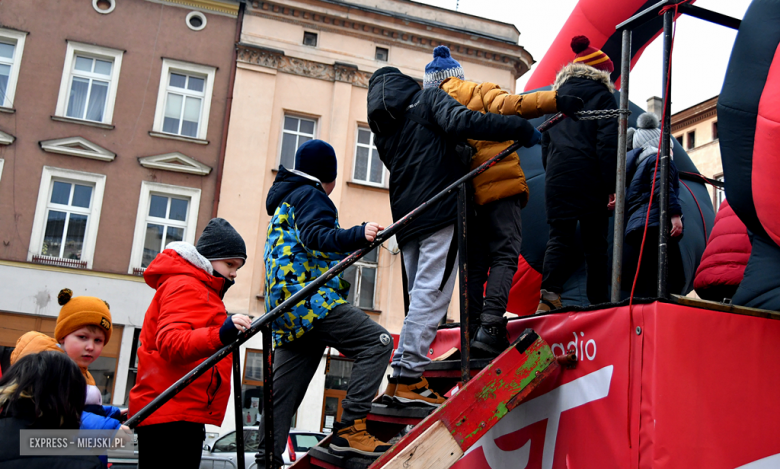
[
  {"xmin": 196, "ymin": 218, "xmax": 247, "ymax": 265},
  {"xmin": 295, "ymin": 139, "xmax": 338, "ymax": 183}
]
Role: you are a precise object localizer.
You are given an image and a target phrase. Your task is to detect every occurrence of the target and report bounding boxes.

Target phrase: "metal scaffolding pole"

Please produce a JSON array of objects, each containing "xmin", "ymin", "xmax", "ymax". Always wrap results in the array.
[
  {"xmin": 262, "ymin": 326, "xmax": 275, "ymax": 469},
  {"xmin": 232, "ymin": 350, "xmax": 246, "ymax": 469},
  {"xmin": 457, "ymin": 183, "xmax": 471, "ymax": 384},
  {"xmin": 657, "ymin": 10, "xmax": 674, "ymax": 298},
  {"xmin": 611, "ymin": 28, "xmax": 632, "ymax": 302}
]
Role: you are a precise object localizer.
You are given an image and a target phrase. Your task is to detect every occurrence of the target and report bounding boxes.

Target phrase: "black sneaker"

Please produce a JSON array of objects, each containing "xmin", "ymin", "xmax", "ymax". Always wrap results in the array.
[{"xmin": 471, "ymin": 317, "xmax": 509, "ymax": 359}]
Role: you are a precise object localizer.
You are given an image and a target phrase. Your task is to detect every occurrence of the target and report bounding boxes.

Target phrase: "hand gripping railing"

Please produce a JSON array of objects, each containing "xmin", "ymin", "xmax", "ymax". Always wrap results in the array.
[{"xmin": 125, "ymin": 112, "xmax": 567, "ymax": 467}]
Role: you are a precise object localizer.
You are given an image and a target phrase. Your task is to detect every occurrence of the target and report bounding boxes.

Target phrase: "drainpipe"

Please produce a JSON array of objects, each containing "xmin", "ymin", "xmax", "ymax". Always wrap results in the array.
[{"xmin": 211, "ymin": 0, "xmax": 245, "ymax": 218}]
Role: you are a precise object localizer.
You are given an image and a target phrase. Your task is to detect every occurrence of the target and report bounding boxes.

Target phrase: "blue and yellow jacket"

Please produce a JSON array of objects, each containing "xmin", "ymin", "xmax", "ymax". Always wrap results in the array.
[{"xmin": 264, "ymin": 167, "xmax": 367, "ymax": 346}]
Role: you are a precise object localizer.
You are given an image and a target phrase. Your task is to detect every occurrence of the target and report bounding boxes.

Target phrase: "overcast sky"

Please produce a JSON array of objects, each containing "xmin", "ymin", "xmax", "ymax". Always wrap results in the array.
[{"xmin": 415, "ymin": 0, "xmax": 751, "ymax": 114}]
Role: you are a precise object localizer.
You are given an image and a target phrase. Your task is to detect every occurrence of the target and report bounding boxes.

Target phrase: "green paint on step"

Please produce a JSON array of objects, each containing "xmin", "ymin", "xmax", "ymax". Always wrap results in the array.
[{"xmin": 494, "ymin": 402, "xmax": 509, "ymax": 419}]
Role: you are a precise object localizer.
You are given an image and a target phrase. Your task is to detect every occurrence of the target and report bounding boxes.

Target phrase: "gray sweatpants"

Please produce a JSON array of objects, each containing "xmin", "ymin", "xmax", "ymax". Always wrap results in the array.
[
  {"xmin": 392, "ymin": 224, "xmax": 459, "ymax": 378},
  {"xmin": 256, "ymin": 303, "xmax": 393, "ymax": 467}
]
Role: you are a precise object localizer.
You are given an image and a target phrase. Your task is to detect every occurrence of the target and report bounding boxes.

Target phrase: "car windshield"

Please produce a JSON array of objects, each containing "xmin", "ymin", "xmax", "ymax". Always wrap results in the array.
[{"xmin": 292, "ymin": 433, "xmax": 325, "ymax": 452}]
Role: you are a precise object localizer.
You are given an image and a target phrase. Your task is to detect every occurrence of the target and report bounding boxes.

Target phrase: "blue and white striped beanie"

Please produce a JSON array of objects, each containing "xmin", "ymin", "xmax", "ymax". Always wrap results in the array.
[{"xmin": 424, "ymin": 46, "xmax": 465, "ymax": 89}]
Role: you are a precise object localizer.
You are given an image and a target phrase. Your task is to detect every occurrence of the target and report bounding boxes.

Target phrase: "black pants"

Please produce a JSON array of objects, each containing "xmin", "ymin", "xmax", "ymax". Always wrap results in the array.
[
  {"xmin": 623, "ymin": 228, "xmax": 685, "ymax": 297},
  {"xmin": 256, "ymin": 304, "xmax": 393, "ymax": 467},
  {"xmin": 467, "ymin": 194, "xmax": 523, "ymax": 323},
  {"xmin": 136, "ymin": 421, "xmax": 205, "ymax": 469},
  {"xmin": 541, "ymin": 216, "xmax": 610, "ymax": 305}
]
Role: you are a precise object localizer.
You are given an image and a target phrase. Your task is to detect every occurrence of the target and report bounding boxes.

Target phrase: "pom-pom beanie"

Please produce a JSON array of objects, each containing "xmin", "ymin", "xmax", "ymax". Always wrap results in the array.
[
  {"xmin": 424, "ymin": 46, "xmax": 465, "ymax": 89},
  {"xmin": 54, "ymin": 288, "xmax": 113, "ymax": 344},
  {"xmin": 571, "ymin": 35, "xmax": 614, "ymax": 73}
]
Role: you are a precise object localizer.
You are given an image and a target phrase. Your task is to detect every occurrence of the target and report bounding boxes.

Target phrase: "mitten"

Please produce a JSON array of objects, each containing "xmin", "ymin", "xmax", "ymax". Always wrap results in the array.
[
  {"xmin": 219, "ymin": 316, "xmax": 240, "ymax": 345},
  {"xmin": 523, "ymin": 128, "xmax": 542, "ymax": 148},
  {"xmin": 556, "ymin": 95, "xmax": 584, "ymax": 120}
]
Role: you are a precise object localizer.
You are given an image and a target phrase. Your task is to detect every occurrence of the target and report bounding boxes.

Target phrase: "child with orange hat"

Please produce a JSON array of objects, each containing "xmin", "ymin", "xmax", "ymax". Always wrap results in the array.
[{"xmin": 11, "ymin": 288, "xmax": 126, "ymax": 432}]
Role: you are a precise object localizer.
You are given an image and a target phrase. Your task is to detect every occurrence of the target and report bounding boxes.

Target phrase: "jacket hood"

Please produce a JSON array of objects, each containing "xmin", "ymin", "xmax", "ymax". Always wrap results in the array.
[
  {"xmin": 144, "ymin": 242, "xmax": 225, "ymax": 294},
  {"xmin": 367, "ymin": 70, "xmax": 421, "ymax": 135},
  {"xmin": 266, "ymin": 166, "xmax": 324, "ymax": 215},
  {"xmin": 552, "ymin": 63, "xmax": 614, "ymax": 93}
]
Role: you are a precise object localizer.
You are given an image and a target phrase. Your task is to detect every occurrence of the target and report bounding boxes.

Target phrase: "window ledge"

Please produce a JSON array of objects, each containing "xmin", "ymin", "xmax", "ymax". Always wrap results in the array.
[
  {"xmin": 360, "ymin": 308, "xmax": 382, "ymax": 314},
  {"xmin": 51, "ymin": 115, "xmax": 115, "ymax": 130},
  {"xmin": 0, "ymin": 107, "xmax": 15, "ymax": 114},
  {"xmin": 149, "ymin": 131, "xmax": 209, "ymax": 145},
  {"xmin": 346, "ymin": 181, "xmax": 389, "ymax": 192}
]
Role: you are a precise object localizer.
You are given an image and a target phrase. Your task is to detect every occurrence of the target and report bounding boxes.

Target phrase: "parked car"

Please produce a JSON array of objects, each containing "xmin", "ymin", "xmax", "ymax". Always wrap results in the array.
[{"xmin": 201, "ymin": 426, "xmax": 326, "ymax": 468}]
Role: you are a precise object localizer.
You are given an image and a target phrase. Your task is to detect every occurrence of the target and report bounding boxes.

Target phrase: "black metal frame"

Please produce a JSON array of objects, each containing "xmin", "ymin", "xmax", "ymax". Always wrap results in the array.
[{"xmin": 614, "ymin": 0, "xmax": 741, "ymax": 299}]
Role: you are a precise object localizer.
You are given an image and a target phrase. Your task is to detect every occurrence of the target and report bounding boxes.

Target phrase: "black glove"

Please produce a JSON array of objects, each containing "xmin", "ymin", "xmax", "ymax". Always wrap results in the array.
[
  {"xmin": 523, "ymin": 128, "xmax": 542, "ymax": 148},
  {"xmin": 557, "ymin": 95, "xmax": 584, "ymax": 121},
  {"xmin": 219, "ymin": 316, "xmax": 240, "ymax": 345}
]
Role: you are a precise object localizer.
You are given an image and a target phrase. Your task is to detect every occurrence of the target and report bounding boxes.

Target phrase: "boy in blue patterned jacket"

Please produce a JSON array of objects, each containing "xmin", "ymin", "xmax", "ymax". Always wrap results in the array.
[{"xmin": 259, "ymin": 139, "xmax": 394, "ymax": 463}]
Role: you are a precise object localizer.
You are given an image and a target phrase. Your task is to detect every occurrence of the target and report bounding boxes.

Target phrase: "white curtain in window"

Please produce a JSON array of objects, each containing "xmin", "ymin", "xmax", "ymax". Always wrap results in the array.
[
  {"xmin": 67, "ymin": 77, "xmax": 89, "ymax": 119},
  {"xmin": 86, "ymin": 80, "xmax": 108, "ymax": 122}
]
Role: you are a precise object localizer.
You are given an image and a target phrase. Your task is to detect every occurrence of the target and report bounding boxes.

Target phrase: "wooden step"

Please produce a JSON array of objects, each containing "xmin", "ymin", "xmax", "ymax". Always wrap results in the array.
[{"xmin": 367, "ymin": 329, "xmax": 557, "ymax": 469}]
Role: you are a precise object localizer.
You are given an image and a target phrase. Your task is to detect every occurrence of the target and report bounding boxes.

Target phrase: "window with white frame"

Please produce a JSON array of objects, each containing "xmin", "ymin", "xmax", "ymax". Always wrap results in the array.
[
  {"xmin": 0, "ymin": 28, "xmax": 27, "ymax": 109},
  {"xmin": 28, "ymin": 167, "xmax": 106, "ymax": 269},
  {"xmin": 129, "ymin": 181, "xmax": 201, "ymax": 273},
  {"xmin": 342, "ymin": 247, "xmax": 378, "ymax": 309},
  {"xmin": 353, "ymin": 127, "xmax": 387, "ymax": 187},
  {"xmin": 152, "ymin": 59, "xmax": 216, "ymax": 141},
  {"xmin": 279, "ymin": 115, "xmax": 316, "ymax": 170},
  {"xmin": 55, "ymin": 42, "xmax": 123, "ymax": 124}
]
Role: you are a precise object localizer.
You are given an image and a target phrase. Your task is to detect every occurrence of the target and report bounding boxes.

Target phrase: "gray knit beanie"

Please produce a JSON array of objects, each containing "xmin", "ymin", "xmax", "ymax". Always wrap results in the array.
[{"xmin": 196, "ymin": 218, "xmax": 247, "ymax": 265}]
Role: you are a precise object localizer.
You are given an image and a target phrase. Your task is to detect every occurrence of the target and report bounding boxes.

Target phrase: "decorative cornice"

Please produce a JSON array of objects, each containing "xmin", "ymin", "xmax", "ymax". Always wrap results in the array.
[
  {"xmin": 146, "ymin": 0, "xmax": 239, "ymax": 17},
  {"xmin": 0, "ymin": 129, "xmax": 15, "ymax": 145},
  {"xmin": 138, "ymin": 152, "xmax": 212, "ymax": 175},
  {"xmin": 39, "ymin": 136, "xmax": 116, "ymax": 161},
  {"xmin": 246, "ymin": 0, "xmax": 530, "ymax": 78},
  {"xmin": 237, "ymin": 43, "xmax": 372, "ymax": 88},
  {"xmin": 672, "ymin": 108, "xmax": 718, "ymax": 133}
]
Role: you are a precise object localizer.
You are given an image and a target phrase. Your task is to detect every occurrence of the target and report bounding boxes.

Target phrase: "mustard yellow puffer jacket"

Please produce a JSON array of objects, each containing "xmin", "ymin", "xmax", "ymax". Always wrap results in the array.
[{"xmin": 440, "ymin": 77, "xmax": 558, "ymax": 206}]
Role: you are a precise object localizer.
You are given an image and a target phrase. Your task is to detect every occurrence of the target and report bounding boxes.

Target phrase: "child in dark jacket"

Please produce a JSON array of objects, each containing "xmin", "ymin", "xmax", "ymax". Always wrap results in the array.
[
  {"xmin": 259, "ymin": 140, "xmax": 393, "ymax": 463},
  {"xmin": 622, "ymin": 112, "xmax": 684, "ymax": 297},
  {"xmin": 129, "ymin": 218, "xmax": 251, "ymax": 469}
]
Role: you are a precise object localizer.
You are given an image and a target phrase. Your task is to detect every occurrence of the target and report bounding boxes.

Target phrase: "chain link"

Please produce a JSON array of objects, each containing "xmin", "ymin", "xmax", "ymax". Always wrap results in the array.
[{"xmin": 574, "ymin": 109, "xmax": 632, "ymax": 120}]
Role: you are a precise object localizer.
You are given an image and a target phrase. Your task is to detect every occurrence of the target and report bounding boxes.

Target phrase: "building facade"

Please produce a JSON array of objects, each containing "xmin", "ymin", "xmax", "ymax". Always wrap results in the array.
[
  {"xmin": 671, "ymin": 95, "xmax": 724, "ymax": 211},
  {"xmin": 217, "ymin": 0, "xmax": 532, "ymax": 435},
  {"xmin": 0, "ymin": 0, "xmax": 239, "ymax": 409}
]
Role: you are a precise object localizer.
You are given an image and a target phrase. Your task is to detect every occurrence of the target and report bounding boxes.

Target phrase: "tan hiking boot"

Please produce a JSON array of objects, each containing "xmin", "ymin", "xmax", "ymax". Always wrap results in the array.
[
  {"xmin": 329, "ymin": 418, "xmax": 392, "ymax": 457},
  {"xmin": 393, "ymin": 377, "xmax": 446, "ymax": 407},
  {"xmin": 536, "ymin": 289, "xmax": 562, "ymax": 314},
  {"xmin": 380, "ymin": 377, "xmax": 396, "ymax": 404}
]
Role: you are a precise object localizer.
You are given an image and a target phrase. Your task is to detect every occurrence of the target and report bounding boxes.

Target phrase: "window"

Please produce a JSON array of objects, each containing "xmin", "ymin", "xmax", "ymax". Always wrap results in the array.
[
  {"xmin": 152, "ymin": 59, "xmax": 216, "ymax": 141},
  {"xmin": 28, "ymin": 167, "xmax": 106, "ymax": 269},
  {"xmin": 279, "ymin": 115, "xmax": 316, "ymax": 170},
  {"xmin": 686, "ymin": 130, "xmax": 696, "ymax": 150},
  {"xmin": 303, "ymin": 31, "xmax": 318, "ymax": 47},
  {"xmin": 186, "ymin": 11, "xmax": 207, "ymax": 31},
  {"xmin": 129, "ymin": 182, "xmax": 201, "ymax": 273},
  {"xmin": 712, "ymin": 121, "xmax": 718, "ymax": 141},
  {"xmin": 375, "ymin": 47, "xmax": 389, "ymax": 62},
  {"xmin": 241, "ymin": 349, "xmax": 264, "ymax": 426},
  {"xmin": 353, "ymin": 127, "xmax": 387, "ymax": 187},
  {"xmin": 674, "ymin": 135, "xmax": 682, "ymax": 145},
  {"xmin": 715, "ymin": 175, "xmax": 725, "ymax": 212},
  {"xmin": 55, "ymin": 42, "xmax": 123, "ymax": 124},
  {"xmin": 0, "ymin": 28, "xmax": 27, "ymax": 109},
  {"xmin": 342, "ymin": 247, "xmax": 378, "ymax": 309}
]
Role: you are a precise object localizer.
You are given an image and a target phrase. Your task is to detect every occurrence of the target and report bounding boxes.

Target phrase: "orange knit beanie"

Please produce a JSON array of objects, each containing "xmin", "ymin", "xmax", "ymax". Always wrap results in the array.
[{"xmin": 54, "ymin": 288, "xmax": 113, "ymax": 344}]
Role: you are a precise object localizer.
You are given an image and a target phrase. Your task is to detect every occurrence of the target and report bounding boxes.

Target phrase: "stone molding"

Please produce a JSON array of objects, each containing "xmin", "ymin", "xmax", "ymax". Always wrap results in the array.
[
  {"xmin": 245, "ymin": 0, "xmax": 530, "ymax": 78},
  {"xmin": 237, "ymin": 44, "xmax": 372, "ymax": 88}
]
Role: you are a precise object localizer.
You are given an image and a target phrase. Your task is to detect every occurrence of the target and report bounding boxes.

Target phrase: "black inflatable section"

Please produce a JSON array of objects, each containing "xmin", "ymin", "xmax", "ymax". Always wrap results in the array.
[{"xmin": 518, "ymin": 93, "xmax": 715, "ymax": 306}]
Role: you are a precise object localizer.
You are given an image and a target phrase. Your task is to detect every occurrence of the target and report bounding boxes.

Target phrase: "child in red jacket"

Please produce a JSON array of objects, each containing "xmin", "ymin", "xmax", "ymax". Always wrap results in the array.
[{"xmin": 128, "ymin": 218, "xmax": 251, "ymax": 469}]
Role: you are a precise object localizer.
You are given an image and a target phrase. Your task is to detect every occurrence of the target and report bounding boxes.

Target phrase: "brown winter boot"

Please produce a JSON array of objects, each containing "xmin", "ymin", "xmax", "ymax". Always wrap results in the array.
[
  {"xmin": 393, "ymin": 377, "xmax": 446, "ymax": 407},
  {"xmin": 380, "ymin": 376, "xmax": 396, "ymax": 404},
  {"xmin": 536, "ymin": 289, "xmax": 562, "ymax": 314},
  {"xmin": 329, "ymin": 418, "xmax": 392, "ymax": 457}
]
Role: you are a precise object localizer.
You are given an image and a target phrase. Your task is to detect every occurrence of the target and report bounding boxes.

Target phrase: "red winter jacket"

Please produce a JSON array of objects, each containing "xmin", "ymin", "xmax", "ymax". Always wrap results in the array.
[
  {"xmin": 128, "ymin": 243, "xmax": 231, "ymax": 427},
  {"xmin": 694, "ymin": 200, "xmax": 751, "ymax": 299}
]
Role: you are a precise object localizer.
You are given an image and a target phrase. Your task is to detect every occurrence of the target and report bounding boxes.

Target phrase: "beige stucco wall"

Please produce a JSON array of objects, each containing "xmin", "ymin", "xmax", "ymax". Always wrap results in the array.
[{"xmin": 674, "ymin": 117, "xmax": 721, "ymax": 205}]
